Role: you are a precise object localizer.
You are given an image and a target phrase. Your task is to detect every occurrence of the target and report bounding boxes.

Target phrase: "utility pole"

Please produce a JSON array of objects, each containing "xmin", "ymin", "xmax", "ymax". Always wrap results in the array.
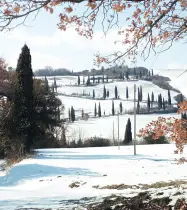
[
  {"xmin": 134, "ymin": 84, "xmax": 137, "ymax": 155},
  {"xmin": 113, "ymin": 121, "xmax": 115, "ymax": 146},
  {"xmin": 117, "ymin": 112, "xmax": 120, "ymax": 150}
]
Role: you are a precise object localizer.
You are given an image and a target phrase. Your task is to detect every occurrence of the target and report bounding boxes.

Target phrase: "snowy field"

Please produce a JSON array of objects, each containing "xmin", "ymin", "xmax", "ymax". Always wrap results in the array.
[
  {"xmin": 36, "ymin": 74, "xmax": 181, "ymax": 141},
  {"xmin": 0, "ymin": 145, "xmax": 187, "ymax": 209}
]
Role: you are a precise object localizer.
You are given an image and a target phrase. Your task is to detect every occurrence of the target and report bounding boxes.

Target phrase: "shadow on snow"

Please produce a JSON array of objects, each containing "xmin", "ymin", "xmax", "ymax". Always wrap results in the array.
[{"xmin": 0, "ymin": 164, "xmax": 100, "ymax": 187}]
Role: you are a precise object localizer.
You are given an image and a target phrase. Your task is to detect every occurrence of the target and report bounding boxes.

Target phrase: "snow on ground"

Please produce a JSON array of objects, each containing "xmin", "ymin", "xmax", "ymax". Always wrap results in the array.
[
  {"xmin": 39, "ymin": 76, "xmax": 178, "ymax": 118},
  {"xmin": 36, "ymin": 75, "xmax": 181, "ymax": 141},
  {"xmin": 0, "ymin": 145, "xmax": 187, "ymax": 209},
  {"xmin": 66, "ymin": 113, "xmax": 179, "ymax": 141}
]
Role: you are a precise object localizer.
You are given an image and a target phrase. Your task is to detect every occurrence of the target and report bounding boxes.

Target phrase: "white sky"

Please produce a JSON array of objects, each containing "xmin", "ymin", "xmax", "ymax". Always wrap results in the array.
[{"xmin": 0, "ymin": 8, "xmax": 187, "ymax": 72}]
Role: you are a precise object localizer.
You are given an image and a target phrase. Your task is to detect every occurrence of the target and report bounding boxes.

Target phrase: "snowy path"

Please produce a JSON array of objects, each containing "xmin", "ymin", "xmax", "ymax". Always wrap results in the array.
[{"xmin": 0, "ymin": 145, "xmax": 187, "ymax": 209}]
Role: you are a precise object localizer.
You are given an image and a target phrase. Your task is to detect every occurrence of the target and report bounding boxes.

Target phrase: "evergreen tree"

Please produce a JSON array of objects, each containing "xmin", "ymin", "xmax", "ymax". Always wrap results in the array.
[
  {"xmin": 14, "ymin": 44, "xmax": 34, "ymax": 153},
  {"xmin": 86, "ymin": 75, "xmax": 90, "ymax": 86},
  {"xmin": 71, "ymin": 106, "xmax": 75, "ymax": 122},
  {"xmin": 44, "ymin": 76, "xmax": 49, "ymax": 92},
  {"xmin": 158, "ymin": 94, "xmax": 163, "ymax": 109},
  {"xmin": 168, "ymin": 90, "xmax": 171, "ymax": 106},
  {"xmin": 82, "ymin": 109, "xmax": 84, "ymax": 119},
  {"xmin": 115, "ymin": 86, "xmax": 118, "ymax": 99},
  {"xmin": 138, "ymin": 87, "xmax": 140, "ymax": 101},
  {"xmin": 151, "ymin": 91, "xmax": 154, "ymax": 102},
  {"xmin": 54, "ymin": 76, "xmax": 57, "ymax": 92},
  {"xmin": 124, "ymin": 118, "xmax": 132, "ymax": 145},
  {"xmin": 126, "ymin": 70, "xmax": 129, "ymax": 80},
  {"xmin": 51, "ymin": 83, "xmax": 54, "ymax": 93},
  {"xmin": 92, "ymin": 75, "xmax": 95, "ymax": 84},
  {"xmin": 103, "ymin": 85, "xmax": 106, "ymax": 99},
  {"xmin": 139, "ymin": 70, "xmax": 142, "ymax": 78},
  {"xmin": 106, "ymin": 75, "xmax": 109, "ymax": 83},
  {"xmin": 78, "ymin": 75, "xmax": 80, "ymax": 85},
  {"xmin": 107, "ymin": 90, "xmax": 110, "ymax": 98},
  {"xmin": 182, "ymin": 113, "xmax": 187, "ymax": 120},
  {"xmin": 112, "ymin": 101, "xmax": 115, "ymax": 116},
  {"xmin": 126, "ymin": 86, "xmax": 129, "ymax": 100},
  {"xmin": 98, "ymin": 102, "xmax": 101, "ymax": 117},
  {"xmin": 134, "ymin": 67, "xmax": 136, "ymax": 76},
  {"xmin": 160, "ymin": 94, "xmax": 163, "ymax": 108},
  {"xmin": 93, "ymin": 90, "xmax": 95, "ymax": 99},
  {"xmin": 119, "ymin": 102, "xmax": 123, "ymax": 114},
  {"xmin": 94, "ymin": 103, "xmax": 97, "ymax": 117},
  {"xmin": 68, "ymin": 108, "xmax": 71, "ymax": 121},
  {"xmin": 147, "ymin": 93, "xmax": 150, "ymax": 112},
  {"xmin": 151, "ymin": 69, "xmax": 154, "ymax": 76},
  {"xmin": 137, "ymin": 100, "xmax": 140, "ymax": 114},
  {"xmin": 180, "ymin": 93, "xmax": 184, "ymax": 103},
  {"xmin": 102, "ymin": 75, "xmax": 104, "ymax": 83},
  {"xmin": 148, "ymin": 70, "xmax": 151, "ymax": 76},
  {"xmin": 163, "ymin": 98, "xmax": 166, "ymax": 111},
  {"xmin": 140, "ymin": 86, "xmax": 143, "ymax": 101},
  {"xmin": 120, "ymin": 72, "xmax": 123, "ymax": 80}
]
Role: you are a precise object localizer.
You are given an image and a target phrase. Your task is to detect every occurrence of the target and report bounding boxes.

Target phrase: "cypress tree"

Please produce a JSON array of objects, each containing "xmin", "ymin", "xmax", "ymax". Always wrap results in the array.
[
  {"xmin": 134, "ymin": 67, "xmax": 136, "ymax": 76},
  {"xmin": 78, "ymin": 75, "xmax": 80, "ymax": 85},
  {"xmin": 93, "ymin": 90, "xmax": 95, "ymax": 99},
  {"xmin": 151, "ymin": 91, "xmax": 154, "ymax": 102},
  {"xmin": 98, "ymin": 102, "xmax": 101, "ymax": 117},
  {"xmin": 106, "ymin": 75, "xmax": 109, "ymax": 83},
  {"xmin": 86, "ymin": 75, "xmax": 90, "ymax": 86},
  {"xmin": 115, "ymin": 86, "xmax": 118, "ymax": 99},
  {"xmin": 94, "ymin": 103, "xmax": 97, "ymax": 117},
  {"xmin": 137, "ymin": 100, "xmax": 140, "ymax": 114},
  {"xmin": 119, "ymin": 102, "xmax": 123, "ymax": 114},
  {"xmin": 163, "ymin": 98, "xmax": 166, "ymax": 111},
  {"xmin": 68, "ymin": 108, "xmax": 71, "ymax": 121},
  {"xmin": 138, "ymin": 87, "xmax": 140, "ymax": 101},
  {"xmin": 168, "ymin": 90, "xmax": 171, "ymax": 106},
  {"xmin": 126, "ymin": 86, "xmax": 129, "ymax": 100},
  {"xmin": 51, "ymin": 83, "xmax": 54, "ymax": 93},
  {"xmin": 180, "ymin": 93, "xmax": 184, "ymax": 103},
  {"xmin": 44, "ymin": 76, "xmax": 49, "ymax": 92},
  {"xmin": 126, "ymin": 70, "xmax": 129, "ymax": 80},
  {"xmin": 147, "ymin": 93, "xmax": 150, "ymax": 112},
  {"xmin": 14, "ymin": 44, "xmax": 34, "ymax": 153},
  {"xmin": 102, "ymin": 75, "xmax": 104, "ymax": 83},
  {"xmin": 151, "ymin": 69, "xmax": 154, "ymax": 76},
  {"xmin": 103, "ymin": 85, "xmax": 106, "ymax": 99},
  {"xmin": 182, "ymin": 113, "xmax": 187, "ymax": 120},
  {"xmin": 140, "ymin": 86, "xmax": 143, "ymax": 101},
  {"xmin": 160, "ymin": 94, "xmax": 163, "ymax": 108},
  {"xmin": 82, "ymin": 109, "xmax": 84, "ymax": 119},
  {"xmin": 112, "ymin": 101, "xmax": 115, "ymax": 116},
  {"xmin": 71, "ymin": 106, "xmax": 75, "ymax": 122},
  {"xmin": 54, "ymin": 76, "xmax": 57, "ymax": 92},
  {"xmin": 93, "ymin": 75, "xmax": 95, "ymax": 84},
  {"xmin": 124, "ymin": 118, "xmax": 132, "ymax": 145},
  {"xmin": 107, "ymin": 90, "xmax": 109, "ymax": 98}
]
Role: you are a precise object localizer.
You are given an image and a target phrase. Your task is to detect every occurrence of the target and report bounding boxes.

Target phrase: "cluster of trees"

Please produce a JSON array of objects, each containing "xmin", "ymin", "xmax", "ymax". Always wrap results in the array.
[
  {"xmin": 77, "ymin": 75, "xmax": 110, "ymax": 86},
  {"xmin": 0, "ymin": 45, "xmax": 64, "ymax": 159},
  {"xmin": 45, "ymin": 76, "xmax": 58, "ymax": 93},
  {"xmin": 35, "ymin": 67, "xmax": 72, "ymax": 76}
]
